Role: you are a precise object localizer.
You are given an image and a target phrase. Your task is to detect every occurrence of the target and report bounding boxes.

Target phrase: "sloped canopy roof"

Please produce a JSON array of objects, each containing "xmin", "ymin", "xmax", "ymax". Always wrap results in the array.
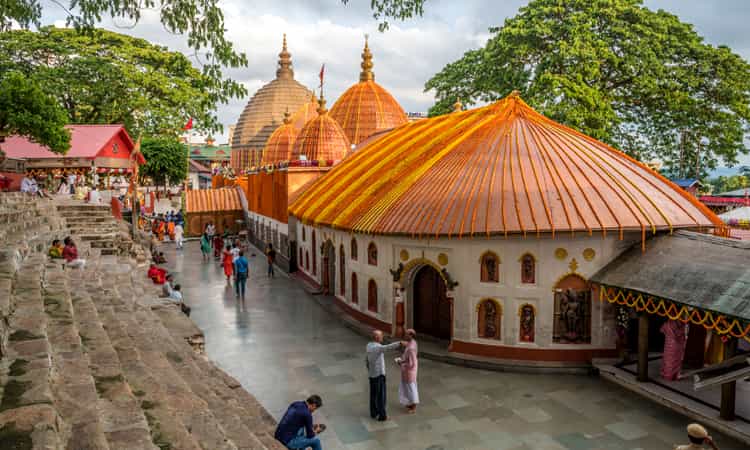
[
  {"xmin": 185, "ymin": 189, "xmax": 242, "ymax": 213},
  {"xmin": 591, "ymin": 231, "xmax": 750, "ymax": 321},
  {"xmin": 3, "ymin": 124, "xmax": 134, "ymax": 159},
  {"xmin": 290, "ymin": 93, "xmax": 721, "ymax": 237}
]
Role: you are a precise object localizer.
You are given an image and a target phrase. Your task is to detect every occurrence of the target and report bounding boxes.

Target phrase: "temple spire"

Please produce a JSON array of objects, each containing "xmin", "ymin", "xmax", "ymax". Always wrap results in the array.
[
  {"xmin": 283, "ymin": 108, "xmax": 291, "ymax": 124},
  {"xmin": 277, "ymin": 33, "xmax": 294, "ymax": 79},
  {"xmin": 359, "ymin": 35, "xmax": 374, "ymax": 82},
  {"xmin": 453, "ymin": 97, "xmax": 462, "ymax": 112},
  {"xmin": 317, "ymin": 94, "xmax": 328, "ymax": 115}
]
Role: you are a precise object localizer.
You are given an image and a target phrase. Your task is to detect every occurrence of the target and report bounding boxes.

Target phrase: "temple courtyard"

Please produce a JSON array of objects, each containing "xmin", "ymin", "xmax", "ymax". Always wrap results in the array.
[{"xmin": 164, "ymin": 242, "xmax": 745, "ymax": 450}]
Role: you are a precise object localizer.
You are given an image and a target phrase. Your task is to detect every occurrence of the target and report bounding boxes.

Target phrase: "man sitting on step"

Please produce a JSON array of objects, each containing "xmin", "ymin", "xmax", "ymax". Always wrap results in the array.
[
  {"xmin": 62, "ymin": 237, "xmax": 86, "ymax": 269},
  {"xmin": 275, "ymin": 395, "xmax": 325, "ymax": 450}
]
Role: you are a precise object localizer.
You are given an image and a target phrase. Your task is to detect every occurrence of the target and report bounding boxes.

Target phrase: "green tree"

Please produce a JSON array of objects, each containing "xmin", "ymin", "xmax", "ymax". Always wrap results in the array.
[
  {"xmin": 708, "ymin": 175, "xmax": 749, "ymax": 194},
  {"xmin": 139, "ymin": 137, "xmax": 188, "ymax": 187},
  {"xmin": 0, "ymin": 27, "xmax": 238, "ymax": 137},
  {"xmin": 425, "ymin": 0, "xmax": 750, "ymax": 175},
  {"xmin": 0, "ymin": 71, "xmax": 70, "ymax": 154}
]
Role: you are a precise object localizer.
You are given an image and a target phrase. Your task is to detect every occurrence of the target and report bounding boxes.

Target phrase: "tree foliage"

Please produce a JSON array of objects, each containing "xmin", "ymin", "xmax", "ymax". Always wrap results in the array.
[
  {"xmin": 342, "ymin": 0, "xmax": 426, "ymax": 30},
  {"xmin": 139, "ymin": 137, "xmax": 188, "ymax": 186},
  {"xmin": 0, "ymin": 27, "xmax": 239, "ymax": 137},
  {"xmin": 707, "ymin": 175, "xmax": 748, "ymax": 195},
  {"xmin": 425, "ymin": 0, "xmax": 750, "ymax": 175},
  {"xmin": 0, "ymin": 71, "xmax": 70, "ymax": 154}
]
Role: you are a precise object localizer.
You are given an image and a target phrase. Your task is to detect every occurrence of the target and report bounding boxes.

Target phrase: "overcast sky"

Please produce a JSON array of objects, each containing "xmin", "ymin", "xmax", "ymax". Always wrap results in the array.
[{"xmin": 43, "ymin": 0, "xmax": 750, "ymax": 165}]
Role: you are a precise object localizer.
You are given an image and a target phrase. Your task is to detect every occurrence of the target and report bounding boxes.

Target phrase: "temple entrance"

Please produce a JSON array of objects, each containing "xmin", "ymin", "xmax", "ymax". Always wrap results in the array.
[
  {"xmin": 412, "ymin": 265, "xmax": 451, "ymax": 340},
  {"xmin": 322, "ymin": 240, "xmax": 335, "ymax": 295}
]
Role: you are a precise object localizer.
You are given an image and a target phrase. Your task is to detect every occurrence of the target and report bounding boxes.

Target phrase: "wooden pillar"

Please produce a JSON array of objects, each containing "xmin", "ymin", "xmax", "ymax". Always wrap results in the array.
[
  {"xmin": 637, "ymin": 313, "xmax": 649, "ymax": 382},
  {"xmin": 720, "ymin": 338, "xmax": 738, "ymax": 421}
]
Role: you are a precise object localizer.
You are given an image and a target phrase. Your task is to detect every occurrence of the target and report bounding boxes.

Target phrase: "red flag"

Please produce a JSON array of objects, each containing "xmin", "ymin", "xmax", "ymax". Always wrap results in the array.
[
  {"xmin": 319, "ymin": 64, "xmax": 325, "ymax": 85},
  {"xmin": 183, "ymin": 117, "xmax": 193, "ymax": 130}
]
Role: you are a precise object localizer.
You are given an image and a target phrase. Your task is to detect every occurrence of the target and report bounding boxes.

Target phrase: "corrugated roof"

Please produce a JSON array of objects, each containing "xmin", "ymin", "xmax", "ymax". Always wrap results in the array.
[
  {"xmin": 188, "ymin": 160, "xmax": 211, "ymax": 173},
  {"xmin": 185, "ymin": 189, "xmax": 242, "ymax": 213},
  {"xmin": 3, "ymin": 125, "xmax": 132, "ymax": 159},
  {"xmin": 290, "ymin": 93, "xmax": 721, "ymax": 237},
  {"xmin": 591, "ymin": 231, "xmax": 750, "ymax": 320},
  {"xmin": 290, "ymin": 100, "xmax": 350, "ymax": 162}
]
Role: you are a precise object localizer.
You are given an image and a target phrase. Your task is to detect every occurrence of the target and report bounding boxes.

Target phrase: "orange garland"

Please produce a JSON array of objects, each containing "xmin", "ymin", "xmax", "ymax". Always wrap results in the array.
[{"xmin": 599, "ymin": 285, "xmax": 750, "ymax": 342}]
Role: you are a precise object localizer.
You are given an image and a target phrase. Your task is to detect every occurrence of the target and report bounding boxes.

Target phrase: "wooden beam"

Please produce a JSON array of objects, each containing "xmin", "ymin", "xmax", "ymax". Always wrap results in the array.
[
  {"xmin": 637, "ymin": 313, "xmax": 649, "ymax": 382},
  {"xmin": 720, "ymin": 338, "xmax": 739, "ymax": 421}
]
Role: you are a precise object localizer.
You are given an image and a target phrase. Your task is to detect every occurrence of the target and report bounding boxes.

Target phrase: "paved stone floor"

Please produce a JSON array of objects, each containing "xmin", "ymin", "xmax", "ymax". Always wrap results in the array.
[{"xmin": 164, "ymin": 242, "xmax": 745, "ymax": 450}]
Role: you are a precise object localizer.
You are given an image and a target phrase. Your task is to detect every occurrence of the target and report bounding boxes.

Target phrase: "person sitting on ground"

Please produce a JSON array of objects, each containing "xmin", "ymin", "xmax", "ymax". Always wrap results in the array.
[
  {"xmin": 147, "ymin": 263, "xmax": 167, "ymax": 284},
  {"xmin": 161, "ymin": 274, "xmax": 174, "ymax": 297},
  {"xmin": 275, "ymin": 395, "xmax": 325, "ymax": 450},
  {"xmin": 169, "ymin": 284, "xmax": 191, "ymax": 316},
  {"xmin": 153, "ymin": 252, "xmax": 167, "ymax": 264},
  {"xmin": 20, "ymin": 174, "xmax": 40, "ymax": 196},
  {"xmin": 62, "ymin": 237, "xmax": 86, "ymax": 269},
  {"xmin": 674, "ymin": 423, "xmax": 719, "ymax": 450},
  {"xmin": 88, "ymin": 185, "xmax": 102, "ymax": 204},
  {"xmin": 48, "ymin": 239, "xmax": 64, "ymax": 259},
  {"xmin": 57, "ymin": 179, "xmax": 69, "ymax": 196}
]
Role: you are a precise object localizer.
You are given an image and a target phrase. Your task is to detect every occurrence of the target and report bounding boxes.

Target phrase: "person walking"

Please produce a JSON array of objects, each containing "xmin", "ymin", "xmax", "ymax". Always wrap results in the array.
[
  {"xmin": 205, "ymin": 221, "xmax": 215, "ymax": 243},
  {"xmin": 222, "ymin": 244, "xmax": 234, "ymax": 284},
  {"xmin": 674, "ymin": 423, "xmax": 720, "ymax": 449},
  {"xmin": 396, "ymin": 329, "xmax": 419, "ymax": 414},
  {"xmin": 274, "ymin": 395, "xmax": 325, "ymax": 450},
  {"xmin": 200, "ymin": 232, "xmax": 211, "ymax": 262},
  {"xmin": 174, "ymin": 222, "xmax": 184, "ymax": 250},
  {"xmin": 265, "ymin": 242, "xmax": 276, "ymax": 278},
  {"xmin": 366, "ymin": 330, "xmax": 402, "ymax": 421},
  {"xmin": 233, "ymin": 250, "xmax": 249, "ymax": 299}
]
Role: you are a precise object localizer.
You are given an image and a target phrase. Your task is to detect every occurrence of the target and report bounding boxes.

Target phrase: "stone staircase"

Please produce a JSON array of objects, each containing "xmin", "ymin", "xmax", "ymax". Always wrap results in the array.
[{"xmin": 0, "ymin": 193, "xmax": 284, "ymax": 450}]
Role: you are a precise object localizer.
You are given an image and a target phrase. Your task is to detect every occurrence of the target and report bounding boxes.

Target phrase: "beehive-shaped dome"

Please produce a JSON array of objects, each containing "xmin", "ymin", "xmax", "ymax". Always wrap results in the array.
[
  {"xmin": 231, "ymin": 34, "xmax": 312, "ymax": 168},
  {"xmin": 290, "ymin": 92, "xmax": 320, "ymax": 131},
  {"xmin": 329, "ymin": 38, "xmax": 408, "ymax": 146},
  {"xmin": 291, "ymin": 92, "xmax": 722, "ymax": 237},
  {"xmin": 261, "ymin": 110, "xmax": 298, "ymax": 165},
  {"xmin": 291, "ymin": 97, "xmax": 351, "ymax": 162}
]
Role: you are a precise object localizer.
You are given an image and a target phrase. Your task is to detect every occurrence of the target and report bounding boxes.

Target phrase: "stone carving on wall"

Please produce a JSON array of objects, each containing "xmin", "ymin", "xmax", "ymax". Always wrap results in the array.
[
  {"xmin": 520, "ymin": 253, "xmax": 535, "ymax": 284},
  {"xmin": 553, "ymin": 286, "xmax": 591, "ymax": 344},
  {"xmin": 480, "ymin": 251, "xmax": 499, "ymax": 283},
  {"xmin": 519, "ymin": 304, "xmax": 535, "ymax": 343},
  {"xmin": 477, "ymin": 299, "xmax": 501, "ymax": 340},
  {"xmin": 389, "ymin": 263, "xmax": 404, "ymax": 282},
  {"xmin": 367, "ymin": 242, "xmax": 377, "ymax": 265}
]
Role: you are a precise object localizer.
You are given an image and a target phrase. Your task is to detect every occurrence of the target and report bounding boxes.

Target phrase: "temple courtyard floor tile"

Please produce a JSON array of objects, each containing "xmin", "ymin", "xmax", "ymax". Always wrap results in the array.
[{"xmin": 161, "ymin": 241, "xmax": 745, "ymax": 450}]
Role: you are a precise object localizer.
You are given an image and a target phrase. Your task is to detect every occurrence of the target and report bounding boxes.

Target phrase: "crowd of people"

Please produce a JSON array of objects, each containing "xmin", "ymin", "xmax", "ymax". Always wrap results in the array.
[
  {"xmin": 199, "ymin": 222, "xmax": 252, "ymax": 299},
  {"xmin": 149, "ymin": 210, "xmax": 184, "ymax": 248}
]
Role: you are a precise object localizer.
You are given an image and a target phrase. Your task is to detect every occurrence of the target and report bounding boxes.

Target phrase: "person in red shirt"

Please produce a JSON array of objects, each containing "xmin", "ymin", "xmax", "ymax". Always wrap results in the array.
[
  {"xmin": 62, "ymin": 237, "xmax": 86, "ymax": 269},
  {"xmin": 147, "ymin": 264, "xmax": 167, "ymax": 284}
]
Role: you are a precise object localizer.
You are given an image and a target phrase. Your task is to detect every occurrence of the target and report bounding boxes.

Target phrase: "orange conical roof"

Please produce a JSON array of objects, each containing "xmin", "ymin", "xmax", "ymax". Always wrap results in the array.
[
  {"xmin": 261, "ymin": 110, "xmax": 298, "ymax": 165},
  {"xmin": 291, "ymin": 92, "xmax": 722, "ymax": 237},
  {"xmin": 330, "ymin": 38, "xmax": 408, "ymax": 146},
  {"xmin": 291, "ymin": 97, "xmax": 351, "ymax": 162},
  {"xmin": 290, "ymin": 92, "xmax": 320, "ymax": 131}
]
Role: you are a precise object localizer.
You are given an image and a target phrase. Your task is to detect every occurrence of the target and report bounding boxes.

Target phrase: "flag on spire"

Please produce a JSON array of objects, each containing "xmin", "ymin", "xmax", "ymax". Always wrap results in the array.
[{"xmin": 183, "ymin": 117, "xmax": 193, "ymax": 130}]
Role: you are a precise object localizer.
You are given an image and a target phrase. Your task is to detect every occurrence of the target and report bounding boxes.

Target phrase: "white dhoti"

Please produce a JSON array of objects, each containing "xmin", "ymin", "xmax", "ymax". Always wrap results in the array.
[{"xmin": 398, "ymin": 381, "xmax": 419, "ymax": 406}]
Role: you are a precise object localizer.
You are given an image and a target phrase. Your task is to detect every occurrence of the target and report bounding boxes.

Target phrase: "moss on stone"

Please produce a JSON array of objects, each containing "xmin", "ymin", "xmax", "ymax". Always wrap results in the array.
[
  {"xmin": 94, "ymin": 374, "xmax": 124, "ymax": 396},
  {"xmin": 0, "ymin": 422, "xmax": 33, "ymax": 450},
  {"xmin": 8, "ymin": 330, "xmax": 41, "ymax": 342},
  {"xmin": 141, "ymin": 400, "xmax": 157, "ymax": 410},
  {"xmin": 133, "ymin": 389, "xmax": 146, "ymax": 397},
  {"xmin": 0, "ymin": 380, "xmax": 31, "ymax": 411},
  {"xmin": 8, "ymin": 359, "xmax": 28, "ymax": 377},
  {"xmin": 165, "ymin": 351, "xmax": 183, "ymax": 364}
]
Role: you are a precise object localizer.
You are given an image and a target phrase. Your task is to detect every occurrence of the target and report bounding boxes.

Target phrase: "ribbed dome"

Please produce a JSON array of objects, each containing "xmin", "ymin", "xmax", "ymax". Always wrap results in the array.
[
  {"xmin": 261, "ymin": 111, "xmax": 298, "ymax": 165},
  {"xmin": 231, "ymin": 34, "xmax": 312, "ymax": 168},
  {"xmin": 291, "ymin": 98, "xmax": 351, "ymax": 162},
  {"xmin": 290, "ymin": 93, "xmax": 722, "ymax": 237},
  {"xmin": 290, "ymin": 93, "xmax": 320, "ymax": 131},
  {"xmin": 329, "ymin": 39, "xmax": 408, "ymax": 146}
]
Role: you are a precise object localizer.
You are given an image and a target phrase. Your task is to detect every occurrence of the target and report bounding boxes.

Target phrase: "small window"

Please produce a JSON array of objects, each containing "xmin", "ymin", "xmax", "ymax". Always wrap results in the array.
[
  {"xmin": 368, "ymin": 279, "xmax": 378, "ymax": 312},
  {"xmin": 351, "ymin": 273, "xmax": 358, "ymax": 304},
  {"xmin": 480, "ymin": 251, "xmax": 499, "ymax": 283},
  {"xmin": 367, "ymin": 242, "xmax": 378, "ymax": 266},
  {"xmin": 521, "ymin": 253, "xmax": 536, "ymax": 284},
  {"xmin": 339, "ymin": 245, "xmax": 346, "ymax": 296},
  {"xmin": 351, "ymin": 238, "xmax": 358, "ymax": 261},
  {"xmin": 477, "ymin": 299, "xmax": 502, "ymax": 340}
]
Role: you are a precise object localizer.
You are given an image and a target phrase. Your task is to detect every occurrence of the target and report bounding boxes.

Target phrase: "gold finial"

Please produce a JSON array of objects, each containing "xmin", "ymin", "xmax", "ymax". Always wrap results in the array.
[
  {"xmin": 283, "ymin": 108, "xmax": 291, "ymax": 124},
  {"xmin": 277, "ymin": 33, "xmax": 293, "ymax": 79},
  {"xmin": 317, "ymin": 95, "xmax": 327, "ymax": 114},
  {"xmin": 453, "ymin": 97, "xmax": 462, "ymax": 112},
  {"xmin": 359, "ymin": 35, "xmax": 374, "ymax": 82},
  {"xmin": 509, "ymin": 89, "xmax": 521, "ymax": 98}
]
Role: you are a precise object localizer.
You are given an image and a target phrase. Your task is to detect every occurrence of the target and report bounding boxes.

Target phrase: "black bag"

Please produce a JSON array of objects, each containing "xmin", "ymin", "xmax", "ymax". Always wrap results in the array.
[{"xmin": 180, "ymin": 303, "xmax": 191, "ymax": 317}]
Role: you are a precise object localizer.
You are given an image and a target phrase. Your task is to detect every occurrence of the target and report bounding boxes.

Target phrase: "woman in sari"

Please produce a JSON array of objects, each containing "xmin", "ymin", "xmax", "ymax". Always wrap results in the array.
[
  {"xmin": 213, "ymin": 234, "xmax": 224, "ymax": 259},
  {"xmin": 397, "ymin": 329, "xmax": 419, "ymax": 414},
  {"xmin": 222, "ymin": 244, "xmax": 234, "ymax": 283},
  {"xmin": 156, "ymin": 219, "xmax": 166, "ymax": 241},
  {"xmin": 167, "ymin": 220, "xmax": 176, "ymax": 241},
  {"xmin": 200, "ymin": 232, "xmax": 211, "ymax": 262},
  {"xmin": 660, "ymin": 319, "xmax": 687, "ymax": 381}
]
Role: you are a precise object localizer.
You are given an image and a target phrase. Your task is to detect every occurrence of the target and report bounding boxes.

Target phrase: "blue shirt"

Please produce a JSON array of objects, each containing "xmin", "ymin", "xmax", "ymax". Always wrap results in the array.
[
  {"xmin": 274, "ymin": 401, "xmax": 313, "ymax": 444},
  {"xmin": 234, "ymin": 256, "xmax": 248, "ymax": 274}
]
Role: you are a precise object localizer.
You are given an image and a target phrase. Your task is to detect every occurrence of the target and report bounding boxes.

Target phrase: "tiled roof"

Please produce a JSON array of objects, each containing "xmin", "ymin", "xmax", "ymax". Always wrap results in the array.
[
  {"xmin": 185, "ymin": 189, "xmax": 242, "ymax": 213},
  {"xmin": 330, "ymin": 80, "xmax": 407, "ymax": 146},
  {"xmin": 3, "ymin": 125, "xmax": 132, "ymax": 159},
  {"xmin": 190, "ymin": 144, "xmax": 231, "ymax": 160},
  {"xmin": 188, "ymin": 160, "xmax": 211, "ymax": 173},
  {"xmin": 290, "ymin": 93, "xmax": 721, "ymax": 237}
]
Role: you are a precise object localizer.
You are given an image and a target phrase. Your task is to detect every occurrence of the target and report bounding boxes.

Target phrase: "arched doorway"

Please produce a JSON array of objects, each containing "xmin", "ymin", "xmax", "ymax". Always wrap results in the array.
[
  {"xmin": 413, "ymin": 265, "xmax": 451, "ymax": 340},
  {"xmin": 321, "ymin": 240, "xmax": 335, "ymax": 295}
]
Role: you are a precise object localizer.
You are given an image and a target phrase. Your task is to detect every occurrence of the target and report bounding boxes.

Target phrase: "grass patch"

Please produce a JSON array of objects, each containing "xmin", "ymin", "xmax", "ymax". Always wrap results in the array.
[
  {"xmin": 0, "ymin": 422, "xmax": 33, "ymax": 450},
  {"xmin": 0, "ymin": 380, "xmax": 31, "ymax": 412},
  {"xmin": 133, "ymin": 390, "xmax": 146, "ymax": 397},
  {"xmin": 8, "ymin": 359, "xmax": 28, "ymax": 377},
  {"xmin": 141, "ymin": 400, "xmax": 157, "ymax": 410},
  {"xmin": 165, "ymin": 351, "xmax": 183, "ymax": 364},
  {"xmin": 8, "ymin": 330, "xmax": 41, "ymax": 342},
  {"xmin": 94, "ymin": 374, "xmax": 124, "ymax": 396},
  {"xmin": 144, "ymin": 411, "xmax": 172, "ymax": 450}
]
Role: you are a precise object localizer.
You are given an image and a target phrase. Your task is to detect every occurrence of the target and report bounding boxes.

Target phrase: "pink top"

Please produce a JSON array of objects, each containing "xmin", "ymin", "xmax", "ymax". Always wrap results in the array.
[{"xmin": 400, "ymin": 340, "xmax": 418, "ymax": 383}]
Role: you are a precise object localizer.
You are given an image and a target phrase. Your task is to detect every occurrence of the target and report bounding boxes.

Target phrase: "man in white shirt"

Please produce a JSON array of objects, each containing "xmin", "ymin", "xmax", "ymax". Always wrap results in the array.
[
  {"xmin": 365, "ymin": 330, "xmax": 402, "ymax": 421},
  {"xmin": 88, "ymin": 186, "xmax": 101, "ymax": 204},
  {"xmin": 20, "ymin": 175, "xmax": 39, "ymax": 195},
  {"xmin": 174, "ymin": 223, "xmax": 184, "ymax": 250}
]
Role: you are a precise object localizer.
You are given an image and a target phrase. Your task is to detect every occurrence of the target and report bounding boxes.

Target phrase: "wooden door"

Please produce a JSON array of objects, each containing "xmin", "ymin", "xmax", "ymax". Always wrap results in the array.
[{"xmin": 413, "ymin": 266, "xmax": 451, "ymax": 340}]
